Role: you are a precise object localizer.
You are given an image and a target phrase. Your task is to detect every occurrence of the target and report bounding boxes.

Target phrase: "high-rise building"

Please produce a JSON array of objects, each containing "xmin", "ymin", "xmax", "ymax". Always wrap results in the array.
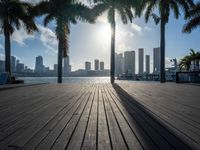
[
  {"xmin": 16, "ymin": 60, "xmax": 20, "ymax": 65},
  {"xmin": 63, "ymin": 56, "xmax": 71, "ymax": 74},
  {"xmin": 153, "ymin": 47, "xmax": 160, "ymax": 73},
  {"xmin": 124, "ymin": 51, "xmax": 135, "ymax": 74},
  {"xmin": 0, "ymin": 60, "xmax": 5, "ymax": 72},
  {"xmin": 138, "ymin": 48, "xmax": 144, "ymax": 74},
  {"xmin": 146, "ymin": 55, "xmax": 150, "ymax": 74},
  {"xmin": 54, "ymin": 64, "xmax": 58, "ymax": 73},
  {"xmin": 16, "ymin": 63, "xmax": 24, "ymax": 73},
  {"xmin": 35, "ymin": 56, "xmax": 44, "ymax": 73},
  {"xmin": 85, "ymin": 61, "xmax": 91, "ymax": 71},
  {"xmin": 115, "ymin": 53, "xmax": 124, "ymax": 76},
  {"xmin": 11, "ymin": 56, "xmax": 16, "ymax": 73},
  {"xmin": 100, "ymin": 62, "xmax": 104, "ymax": 70},
  {"xmin": 94, "ymin": 59, "xmax": 99, "ymax": 70}
]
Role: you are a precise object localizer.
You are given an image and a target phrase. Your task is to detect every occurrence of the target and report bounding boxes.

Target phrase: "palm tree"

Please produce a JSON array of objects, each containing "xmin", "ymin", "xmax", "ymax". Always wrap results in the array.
[
  {"xmin": 0, "ymin": 0, "xmax": 37, "ymax": 74},
  {"xmin": 179, "ymin": 55, "xmax": 192, "ymax": 71},
  {"xmin": 189, "ymin": 49, "xmax": 197, "ymax": 70},
  {"xmin": 89, "ymin": 0, "xmax": 141, "ymax": 84},
  {"xmin": 189, "ymin": 49, "xmax": 200, "ymax": 70},
  {"xmin": 183, "ymin": 2, "xmax": 200, "ymax": 33},
  {"xmin": 31, "ymin": 0, "xmax": 94, "ymax": 83},
  {"xmin": 179, "ymin": 49, "xmax": 200, "ymax": 71},
  {"xmin": 142, "ymin": 0, "xmax": 194, "ymax": 83}
]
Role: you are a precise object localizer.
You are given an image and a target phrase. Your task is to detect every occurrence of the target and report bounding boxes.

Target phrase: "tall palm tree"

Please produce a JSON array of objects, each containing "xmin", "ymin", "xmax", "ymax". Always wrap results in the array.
[
  {"xmin": 31, "ymin": 0, "xmax": 94, "ymax": 83},
  {"xmin": 183, "ymin": 2, "xmax": 200, "ymax": 33},
  {"xmin": 142, "ymin": 0, "xmax": 194, "ymax": 83},
  {"xmin": 89, "ymin": 0, "xmax": 141, "ymax": 84},
  {"xmin": 0, "ymin": 0, "xmax": 37, "ymax": 74}
]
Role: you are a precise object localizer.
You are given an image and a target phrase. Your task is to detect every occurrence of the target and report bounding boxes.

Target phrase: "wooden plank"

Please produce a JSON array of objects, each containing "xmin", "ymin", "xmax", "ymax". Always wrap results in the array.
[
  {"xmin": 0, "ymin": 90, "xmax": 74, "ymax": 149},
  {"xmin": 105, "ymin": 85, "xmax": 159, "ymax": 150},
  {"xmin": 118, "ymin": 83, "xmax": 200, "ymax": 149},
  {"xmin": 34, "ymin": 85, "xmax": 94, "ymax": 150},
  {"xmin": 97, "ymin": 87, "xmax": 111, "ymax": 150},
  {"xmin": 108, "ymin": 84, "xmax": 175, "ymax": 150},
  {"xmin": 81, "ymin": 85, "xmax": 98, "ymax": 149},
  {"xmin": 21, "ymin": 86, "xmax": 88, "ymax": 150},
  {"xmin": 102, "ymin": 85, "xmax": 128, "ymax": 150},
  {"xmin": 103, "ymin": 86, "xmax": 143, "ymax": 150},
  {"xmin": 0, "ymin": 85, "xmax": 79, "ymax": 141},
  {"xmin": 65, "ymin": 86, "xmax": 96, "ymax": 150}
]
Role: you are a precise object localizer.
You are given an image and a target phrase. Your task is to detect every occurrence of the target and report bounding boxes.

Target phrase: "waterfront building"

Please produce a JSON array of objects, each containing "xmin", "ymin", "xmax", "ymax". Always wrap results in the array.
[
  {"xmin": 0, "ymin": 60, "xmax": 5, "ymax": 72},
  {"xmin": 16, "ymin": 63, "xmax": 24, "ymax": 73},
  {"xmin": 35, "ymin": 56, "xmax": 44, "ymax": 73},
  {"xmin": 95, "ymin": 59, "xmax": 99, "ymax": 70},
  {"xmin": 16, "ymin": 60, "xmax": 20, "ymax": 65},
  {"xmin": 54, "ymin": 64, "xmax": 58, "ymax": 73},
  {"xmin": 11, "ymin": 56, "xmax": 16, "ymax": 73},
  {"xmin": 124, "ymin": 51, "xmax": 135, "ymax": 75},
  {"xmin": 138, "ymin": 48, "xmax": 144, "ymax": 74},
  {"xmin": 100, "ymin": 62, "xmax": 104, "ymax": 70},
  {"xmin": 85, "ymin": 61, "xmax": 91, "ymax": 71},
  {"xmin": 153, "ymin": 47, "xmax": 160, "ymax": 73},
  {"xmin": 146, "ymin": 55, "xmax": 150, "ymax": 74},
  {"xmin": 115, "ymin": 53, "xmax": 124, "ymax": 76},
  {"xmin": 63, "ymin": 56, "xmax": 71, "ymax": 74}
]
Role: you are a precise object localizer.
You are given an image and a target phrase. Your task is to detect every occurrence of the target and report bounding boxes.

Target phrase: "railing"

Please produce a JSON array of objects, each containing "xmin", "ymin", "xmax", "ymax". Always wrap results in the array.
[{"xmin": 176, "ymin": 71, "xmax": 200, "ymax": 83}]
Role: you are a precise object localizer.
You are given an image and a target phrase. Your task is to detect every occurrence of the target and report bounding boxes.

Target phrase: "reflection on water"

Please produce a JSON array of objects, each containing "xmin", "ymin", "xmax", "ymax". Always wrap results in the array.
[
  {"xmin": 17, "ymin": 77, "xmax": 111, "ymax": 84},
  {"xmin": 17, "ymin": 77, "xmax": 158, "ymax": 84}
]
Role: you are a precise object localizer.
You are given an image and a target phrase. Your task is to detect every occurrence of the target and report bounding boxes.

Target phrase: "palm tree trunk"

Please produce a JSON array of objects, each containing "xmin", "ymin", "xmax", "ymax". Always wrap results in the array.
[
  {"xmin": 57, "ymin": 20, "xmax": 63, "ymax": 83},
  {"xmin": 160, "ymin": 15, "xmax": 166, "ymax": 83},
  {"xmin": 110, "ymin": 9, "xmax": 116, "ymax": 84},
  {"xmin": 4, "ymin": 32, "xmax": 11, "ymax": 74}
]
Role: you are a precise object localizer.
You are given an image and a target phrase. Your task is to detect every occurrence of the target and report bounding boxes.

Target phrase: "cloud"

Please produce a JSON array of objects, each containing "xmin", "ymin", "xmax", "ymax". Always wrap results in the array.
[
  {"xmin": 20, "ymin": 0, "xmax": 43, "ymax": 4},
  {"xmin": 131, "ymin": 23, "xmax": 142, "ymax": 33},
  {"xmin": 11, "ymin": 27, "xmax": 35, "ymax": 45},
  {"xmin": 37, "ymin": 25, "xmax": 58, "ymax": 54},
  {"xmin": 0, "ymin": 53, "xmax": 4, "ymax": 60},
  {"xmin": 116, "ymin": 43, "xmax": 131, "ymax": 53},
  {"xmin": 97, "ymin": 13, "xmax": 108, "ymax": 23},
  {"xmin": 144, "ymin": 26, "xmax": 152, "ymax": 31},
  {"xmin": 0, "ymin": 44, "xmax": 3, "ymax": 49}
]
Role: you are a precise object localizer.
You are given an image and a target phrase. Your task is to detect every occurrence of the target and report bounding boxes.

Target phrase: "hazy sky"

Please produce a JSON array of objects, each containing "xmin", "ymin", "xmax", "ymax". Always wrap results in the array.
[{"xmin": 0, "ymin": 0, "xmax": 199, "ymax": 73}]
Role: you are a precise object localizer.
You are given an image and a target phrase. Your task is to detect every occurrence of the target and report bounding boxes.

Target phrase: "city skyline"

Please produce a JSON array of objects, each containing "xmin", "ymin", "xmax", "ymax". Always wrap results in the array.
[
  {"xmin": 0, "ymin": 1, "xmax": 199, "ymax": 72},
  {"xmin": 0, "ymin": 47, "xmax": 181, "ymax": 74}
]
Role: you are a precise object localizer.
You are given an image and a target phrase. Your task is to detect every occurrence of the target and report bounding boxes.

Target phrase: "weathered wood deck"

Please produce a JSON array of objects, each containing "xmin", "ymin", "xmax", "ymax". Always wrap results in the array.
[{"xmin": 0, "ymin": 83, "xmax": 200, "ymax": 150}]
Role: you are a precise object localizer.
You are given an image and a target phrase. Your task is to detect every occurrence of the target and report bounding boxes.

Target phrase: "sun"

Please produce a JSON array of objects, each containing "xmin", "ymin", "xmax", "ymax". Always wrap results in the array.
[{"xmin": 97, "ymin": 24, "xmax": 111, "ymax": 43}]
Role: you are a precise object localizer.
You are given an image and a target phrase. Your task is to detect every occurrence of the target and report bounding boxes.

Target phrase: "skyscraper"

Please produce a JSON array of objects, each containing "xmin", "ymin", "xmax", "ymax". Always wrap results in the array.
[
  {"xmin": 35, "ymin": 56, "xmax": 44, "ymax": 73},
  {"xmin": 94, "ymin": 59, "xmax": 99, "ymax": 70},
  {"xmin": 63, "ymin": 56, "xmax": 71, "ymax": 74},
  {"xmin": 138, "ymin": 48, "xmax": 144, "ymax": 74},
  {"xmin": 100, "ymin": 62, "xmax": 104, "ymax": 70},
  {"xmin": 146, "ymin": 55, "xmax": 150, "ymax": 74},
  {"xmin": 85, "ymin": 61, "xmax": 91, "ymax": 71},
  {"xmin": 0, "ymin": 60, "xmax": 5, "ymax": 72},
  {"xmin": 11, "ymin": 56, "xmax": 16, "ymax": 73},
  {"xmin": 124, "ymin": 51, "xmax": 135, "ymax": 74},
  {"xmin": 54, "ymin": 64, "xmax": 58, "ymax": 73},
  {"xmin": 115, "ymin": 53, "xmax": 124, "ymax": 75},
  {"xmin": 153, "ymin": 47, "xmax": 160, "ymax": 73},
  {"xmin": 16, "ymin": 63, "xmax": 24, "ymax": 73}
]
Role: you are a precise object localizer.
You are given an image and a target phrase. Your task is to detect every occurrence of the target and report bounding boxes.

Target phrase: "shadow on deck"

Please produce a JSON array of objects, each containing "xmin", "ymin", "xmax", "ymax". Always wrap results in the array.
[{"xmin": 112, "ymin": 83, "xmax": 198, "ymax": 150}]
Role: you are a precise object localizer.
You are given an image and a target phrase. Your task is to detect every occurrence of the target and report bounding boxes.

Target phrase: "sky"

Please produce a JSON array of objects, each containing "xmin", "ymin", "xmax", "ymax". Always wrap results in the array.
[{"xmin": 0, "ymin": 0, "xmax": 199, "ymax": 73}]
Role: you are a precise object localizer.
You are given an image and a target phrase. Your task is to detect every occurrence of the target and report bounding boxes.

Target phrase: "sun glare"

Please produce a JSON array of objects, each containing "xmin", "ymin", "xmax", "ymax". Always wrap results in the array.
[{"xmin": 97, "ymin": 24, "xmax": 111, "ymax": 43}]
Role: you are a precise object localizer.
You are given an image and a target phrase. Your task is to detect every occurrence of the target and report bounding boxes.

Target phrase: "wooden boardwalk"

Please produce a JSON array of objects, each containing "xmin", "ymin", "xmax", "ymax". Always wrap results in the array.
[{"xmin": 0, "ymin": 83, "xmax": 199, "ymax": 150}]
